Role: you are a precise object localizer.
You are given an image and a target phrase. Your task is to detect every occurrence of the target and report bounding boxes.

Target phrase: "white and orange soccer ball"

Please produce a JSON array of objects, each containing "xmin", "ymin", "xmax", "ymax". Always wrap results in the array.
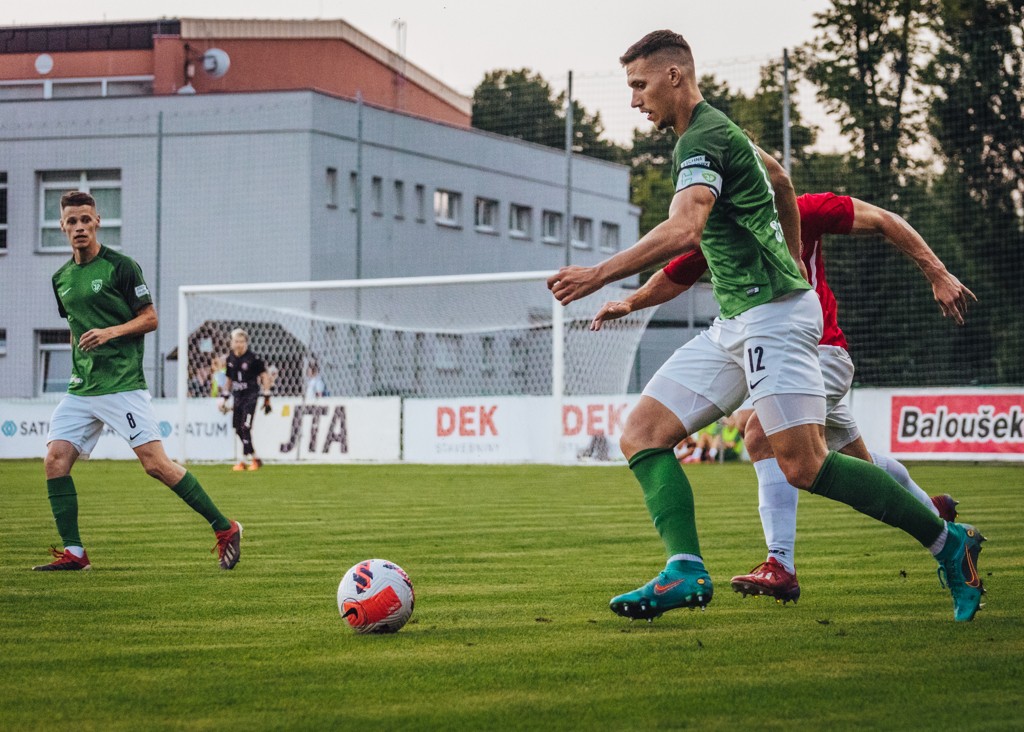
[{"xmin": 337, "ymin": 559, "xmax": 415, "ymax": 634}]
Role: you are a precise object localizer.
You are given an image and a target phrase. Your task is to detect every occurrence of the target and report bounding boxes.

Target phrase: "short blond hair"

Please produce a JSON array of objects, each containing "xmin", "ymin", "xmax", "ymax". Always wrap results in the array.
[{"xmin": 230, "ymin": 328, "xmax": 249, "ymax": 342}]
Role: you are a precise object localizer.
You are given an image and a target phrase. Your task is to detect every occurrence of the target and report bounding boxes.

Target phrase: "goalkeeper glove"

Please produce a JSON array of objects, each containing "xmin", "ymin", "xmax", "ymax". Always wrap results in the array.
[{"xmin": 262, "ymin": 395, "xmax": 272, "ymax": 415}]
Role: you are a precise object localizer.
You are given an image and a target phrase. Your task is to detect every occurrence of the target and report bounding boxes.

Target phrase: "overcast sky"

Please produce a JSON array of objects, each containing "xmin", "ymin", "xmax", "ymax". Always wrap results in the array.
[{"xmin": 7, "ymin": 1, "xmax": 835, "ymax": 141}]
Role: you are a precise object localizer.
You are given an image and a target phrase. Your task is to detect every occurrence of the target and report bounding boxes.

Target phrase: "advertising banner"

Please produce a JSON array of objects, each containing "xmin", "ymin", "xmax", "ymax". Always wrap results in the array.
[
  {"xmin": 849, "ymin": 388, "xmax": 1024, "ymax": 461},
  {"xmin": 890, "ymin": 393, "xmax": 1024, "ymax": 457},
  {"xmin": 1, "ymin": 397, "xmax": 400, "ymax": 463},
  {"xmin": 403, "ymin": 397, "xmax": 555, "ymax": 463},
  {"xmin": 249, "ymin": 397, "xmax": 401, "ymax": 463}
]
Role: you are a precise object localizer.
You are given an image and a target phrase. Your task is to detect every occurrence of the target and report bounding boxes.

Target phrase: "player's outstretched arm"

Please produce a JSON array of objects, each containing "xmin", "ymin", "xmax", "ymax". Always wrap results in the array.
[
  {"xmin": 548, "ymin": 186, "xmax": 714, "ymax": 305},
  {"xmin": 850, "ymin": 199, "xmax": 977, "ymax": 325},
  {"xmin": 591, "ymin": 269, "xmax": 690, "ymax": 331},
  {"xmin": 77, "ymin": 304, "xmax": 158, "ymax": 352}
]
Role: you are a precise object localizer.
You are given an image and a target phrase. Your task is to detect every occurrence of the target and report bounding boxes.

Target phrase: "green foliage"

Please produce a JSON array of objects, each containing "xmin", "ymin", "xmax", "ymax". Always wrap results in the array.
[
  {"xmin": 801, "ymin": 0, "xmax": 1024, "ymax": 385},
  {"xmin": 803, "ymin": 0, "xmax": 939, "ymax": 188},
  {"xmin": 925, "ymin": 0, "xmax": 1024, "ymax": 382},
  {"xmin": 2, "ymin": 460, "xmax": 1022, "ymax": 729},
  {"xmin": 471, "ymin": 69, "xmax": 625, "ymax": 162}
]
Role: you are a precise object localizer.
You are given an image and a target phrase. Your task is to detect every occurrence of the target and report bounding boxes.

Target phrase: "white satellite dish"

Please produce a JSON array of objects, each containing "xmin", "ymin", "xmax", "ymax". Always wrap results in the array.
[{"xmin": 202, "ymin": 48, "xmax": 231, "ymax": 79}]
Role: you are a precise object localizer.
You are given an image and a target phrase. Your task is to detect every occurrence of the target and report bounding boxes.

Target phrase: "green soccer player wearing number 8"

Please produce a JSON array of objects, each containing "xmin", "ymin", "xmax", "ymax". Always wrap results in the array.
[
  {"xmin": 547, "ymin": 30, "xmax": 985, "ymax": 622},
  {"xmin": 35, "ymin": 190, "xmax": 243, "ymax": 572}
]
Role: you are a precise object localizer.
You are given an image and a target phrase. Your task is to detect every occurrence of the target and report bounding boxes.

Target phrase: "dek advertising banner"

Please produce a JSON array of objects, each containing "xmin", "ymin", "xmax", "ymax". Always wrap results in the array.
[
  {"xmin": 558, "ymin": 395, "xmax": 641, "ymax": 463},
  {"xmin": 402, "ymin": 395, "xmax": 642, "ymax": 464},
  {"xmin": 403, "ymin": 396, "xmax": 555, "ymax": 463}
]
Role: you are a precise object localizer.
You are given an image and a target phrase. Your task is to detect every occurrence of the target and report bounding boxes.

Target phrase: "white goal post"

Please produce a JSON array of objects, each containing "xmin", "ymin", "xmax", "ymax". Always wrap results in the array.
[{"xmin": 176, "ymin": 271, "xmax": 655, "ymax": 463}]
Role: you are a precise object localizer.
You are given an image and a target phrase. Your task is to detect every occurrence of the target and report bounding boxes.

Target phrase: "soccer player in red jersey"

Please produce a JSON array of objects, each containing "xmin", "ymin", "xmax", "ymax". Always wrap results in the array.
[{"xmin": 592, "ymin": 188, "xmax": 975, "ymax": 604}]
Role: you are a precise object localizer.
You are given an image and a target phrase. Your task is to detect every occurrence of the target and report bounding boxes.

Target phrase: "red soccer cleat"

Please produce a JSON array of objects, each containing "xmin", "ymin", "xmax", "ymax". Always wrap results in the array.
[
  {"xmin": 32, "ymin": 547, "xmax": 91, "ymax": 571},
  {"xmin": 731, "ymin": 557, "xmax": 800, "ymax": 604},
  {"xmin": 931, "ymin": 494, "xmax": 959, "ymax": 523},
  {"xmin": 211, "ymin": 520, "xmax": 243, "ymax": 570}
]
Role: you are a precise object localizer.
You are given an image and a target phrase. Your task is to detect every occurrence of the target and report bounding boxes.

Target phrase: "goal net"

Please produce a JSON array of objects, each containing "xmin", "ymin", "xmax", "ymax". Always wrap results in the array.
[{"xmin": 177, "ymin": 271, "xmax": 654, "ymax": 462}]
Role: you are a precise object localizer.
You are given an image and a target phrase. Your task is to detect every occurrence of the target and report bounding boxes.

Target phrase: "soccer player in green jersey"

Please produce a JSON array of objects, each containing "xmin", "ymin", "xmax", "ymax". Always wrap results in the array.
[
  {"xmin": 547, "ymin": 30, "xmax": 985, "ymax": 622},
  {"xmin": 34, "ymin": 191, "xmax": 243, "ymax": 571}
]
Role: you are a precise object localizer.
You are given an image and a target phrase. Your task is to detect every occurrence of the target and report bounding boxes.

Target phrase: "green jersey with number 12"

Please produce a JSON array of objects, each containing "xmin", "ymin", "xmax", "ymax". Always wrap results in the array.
[
  {"xmin": 51, "ymin": 245, "xmax": 152, "ymax": 396},
  {"xmin": 671, "ymin": 101, "xmax": 809, "ymax": 318}
]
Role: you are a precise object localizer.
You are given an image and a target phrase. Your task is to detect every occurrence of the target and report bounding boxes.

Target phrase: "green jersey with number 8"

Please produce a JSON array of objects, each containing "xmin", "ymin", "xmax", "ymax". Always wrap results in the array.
[{"xmin": 671, "ymin": 101, "xmax": 809, "ymax": 318}]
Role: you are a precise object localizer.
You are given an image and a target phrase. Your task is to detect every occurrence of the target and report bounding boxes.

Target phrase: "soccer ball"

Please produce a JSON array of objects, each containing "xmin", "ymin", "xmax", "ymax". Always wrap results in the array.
[{"xmin": 337, "ymin": 559, "xmax": 415, "ymax": 634}]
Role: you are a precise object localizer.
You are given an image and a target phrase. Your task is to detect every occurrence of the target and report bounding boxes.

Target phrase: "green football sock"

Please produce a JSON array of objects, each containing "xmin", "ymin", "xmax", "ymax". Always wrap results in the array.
[
  {"xmin": 46, "ymin": 475, "xmax": 82, "ymax": 548},
  {"xmin": 170, "ymin": 472, "xmax": 231, "ymax": 532},
  {"xmin": 810, "ymin": 451, "xmax": 944, "ymax": 547},
  {"xmin": 629, "ymin": 448, "xmax": 702, "ymax": 559}
]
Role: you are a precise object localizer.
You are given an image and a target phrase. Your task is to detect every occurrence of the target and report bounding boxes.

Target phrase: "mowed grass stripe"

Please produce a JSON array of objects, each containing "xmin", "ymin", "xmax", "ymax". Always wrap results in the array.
[{"xmin": 1, "ymin": 459, "xmax": 1021, "ymax": 731}]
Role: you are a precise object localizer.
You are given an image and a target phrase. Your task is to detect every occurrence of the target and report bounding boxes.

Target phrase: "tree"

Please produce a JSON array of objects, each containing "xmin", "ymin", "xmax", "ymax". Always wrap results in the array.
[
  {"xmin": 471, "ymin": 69, "xmax": 625, "ymax": 161},
  {"xmin": 472, "ymin": 69, "xmax": 564, "ymax": 148},
  {"xmin": 925, "ymin": 0, "xmax": 1024, "ymax": 383},
  {"xmin": 802, "ymin": 0, "xmax": 939, "ymax": 194}
]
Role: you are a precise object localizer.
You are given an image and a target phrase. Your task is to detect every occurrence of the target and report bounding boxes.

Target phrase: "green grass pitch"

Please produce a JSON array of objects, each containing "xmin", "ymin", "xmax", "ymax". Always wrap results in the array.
[{"xmin": 1, "ymin": 459, "xmax": 1022, "ymax": 730}]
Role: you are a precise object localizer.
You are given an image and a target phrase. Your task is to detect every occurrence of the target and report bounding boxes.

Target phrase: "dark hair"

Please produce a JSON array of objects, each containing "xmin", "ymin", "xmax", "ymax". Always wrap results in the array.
[
  {"xmin": 60, "ymin": 191, "xmax": 97, "ymax": 210},
  {"xmin": 620, "ymin": 30, "xmax": 693, "ymax": 65}
]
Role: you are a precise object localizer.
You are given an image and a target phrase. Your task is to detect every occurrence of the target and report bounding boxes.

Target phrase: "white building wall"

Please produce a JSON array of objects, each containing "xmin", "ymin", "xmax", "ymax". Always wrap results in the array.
[{"xmin": 0, "ymin": 90, "xmax": 639, "ymax": 398}]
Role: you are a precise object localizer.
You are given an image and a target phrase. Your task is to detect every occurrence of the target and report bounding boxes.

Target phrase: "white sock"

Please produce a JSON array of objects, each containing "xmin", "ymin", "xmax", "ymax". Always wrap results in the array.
[
  {"xmin": 755, "ymin": 458, "xmax": 798, "ymax": 573},
  {"xmin": 870, "ymin": 451, "xmax": 938, "ymax": 516},
  {"xmin": 65, "ymin": 546, "xmax": 85, "ymax": 558},
  {"xmin": 667, "ymin": 553, "xmax": 704, "ymax": 567},
  {"xmin": 929, "ymin": 525, "xmax": 949, "ymax": 556},
  {"xmin": 692, "ymin": 448, "xmax": 704, "ymax": 460}
]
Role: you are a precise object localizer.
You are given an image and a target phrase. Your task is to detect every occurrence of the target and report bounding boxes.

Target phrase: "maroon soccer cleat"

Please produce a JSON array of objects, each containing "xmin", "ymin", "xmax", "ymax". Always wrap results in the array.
[
  {"xmin": 211, "ymin": 520, "xmax": 243, "ymax": 570},
  {"xmin": 931, "ymin": 494, "xmax": 959, "ymax": 523},
  {"xmin": 32, "ymin": 547, "xmax": 91, "ymax": 571},
  {"xmin": 731, "ymin": 557, "xmax": 800, "ymax": 604}
]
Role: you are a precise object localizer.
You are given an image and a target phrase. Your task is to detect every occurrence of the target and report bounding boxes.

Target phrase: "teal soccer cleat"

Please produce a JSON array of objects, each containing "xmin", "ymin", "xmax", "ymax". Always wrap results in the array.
[
  {"xmin": 936, "ymin": 523, "xmax": 986, "ymax": 622},
  {"xmin": 610, "ymin": 560, "xmax": 713, "ymax": 621}
]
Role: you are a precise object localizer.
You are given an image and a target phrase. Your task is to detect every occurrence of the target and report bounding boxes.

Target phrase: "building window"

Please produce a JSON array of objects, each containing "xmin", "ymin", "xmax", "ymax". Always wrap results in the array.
[
  {"xmin": 0, "ymin": 172, "xmax": 7, "ymax": 252},
  {"xmin": 325, "ymin": 167, "xmax": 338, "ymax": 208},
  {"xmin": 371, "ymin": 176, "xmax": 383, "ymax": 216},
  {"xmin": 434, "ymin": 334, "xmax": 462, "ymax": 371},
  {"xmin": 572, "ymin": 216, "xmax": 593, "ymax": 249},
  {"xmin": 349, "ymin": 172, "xmax": 359, "ymax": 212},
  {"xmin": 0, "ymin": 76, "xmax": 153, "ymax": 101},
  {"xmin": 474, "ymin": 197, "xmax": 499, "ymax": 233},
  {"xmin": 39, "ymin": 170, "xmax": 121, "ymax": 251},
  {"xmin": 600, "ymin": 222, "xmax": 620, "ymax": 253},
  {"xmin": 415, "ymin": 185, "xmax": 426, "ymax": 222},
  {"xmin": 0, "ymin": 328, "xmax": 7, "ymax": 356},
  {"xmin": 434, "ymin": 190, "xmax": 462, "ymax": 227},
  {"xmin": 37, "ymin": 329, "xmax": 71, "ymax": 395},
  {"xmin": 542, "ymin": 210, "xmax": 563, "ymax": 244},
  {"xmin": 394, "ymin": 181, "xmax": 405, "ymax": 220},
  {"xmin": 481, "ymin": 335, "xmax": 496, "ymax": 374},
  {"xmin": 509, "ymin": 204, "xmax": 532, "ymax": 240}
]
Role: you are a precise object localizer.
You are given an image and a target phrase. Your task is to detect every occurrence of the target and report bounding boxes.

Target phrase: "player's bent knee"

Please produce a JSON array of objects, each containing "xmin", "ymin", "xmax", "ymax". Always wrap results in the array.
[
  {"xmin": 775, "ymin": 455, "xmax": 824, "ymax": 491},
  {"xmin": 743, "ymin": 418, "xmax": 775, "ymax": 462}
]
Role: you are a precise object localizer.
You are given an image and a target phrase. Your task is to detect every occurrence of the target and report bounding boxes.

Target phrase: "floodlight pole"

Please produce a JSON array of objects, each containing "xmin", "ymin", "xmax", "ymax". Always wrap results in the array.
[
  {"xmin": 782, "ymin": 48, "xmax": 792, "ymax": 175},
  {"xmin": 154, "ymin": 111, "xmax": 164, "ymax": 397},
  {"xmin": 564, "ymin": 70, "xmax": 574, "ymax": 267}
]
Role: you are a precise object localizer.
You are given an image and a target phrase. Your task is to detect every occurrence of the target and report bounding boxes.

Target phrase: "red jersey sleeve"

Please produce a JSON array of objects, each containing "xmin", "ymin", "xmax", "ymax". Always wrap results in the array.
[
  {"xmin": 662, "ymin": 249, "xmax": 709, "ymax": 287},
  {"xmin": 798, "ymin": 193, "xmax": 854, "ymax": 242}
]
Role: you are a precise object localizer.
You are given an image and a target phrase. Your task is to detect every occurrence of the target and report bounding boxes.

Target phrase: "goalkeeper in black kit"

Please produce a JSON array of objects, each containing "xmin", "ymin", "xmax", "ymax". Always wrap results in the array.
[{"xmin": 218, "ymin": 328, "xmax": 273, "ymax": 471}]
